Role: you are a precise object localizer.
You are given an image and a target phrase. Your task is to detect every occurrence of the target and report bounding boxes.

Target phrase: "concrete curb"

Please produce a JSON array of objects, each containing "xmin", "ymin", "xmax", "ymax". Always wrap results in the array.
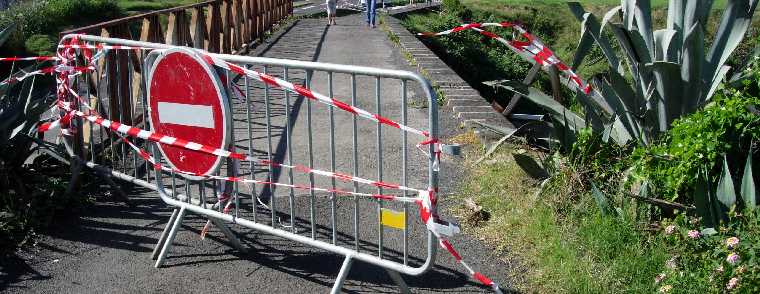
[{"xmin": 381, "ymin": 12, "xmax": 515, "ymax": 135}]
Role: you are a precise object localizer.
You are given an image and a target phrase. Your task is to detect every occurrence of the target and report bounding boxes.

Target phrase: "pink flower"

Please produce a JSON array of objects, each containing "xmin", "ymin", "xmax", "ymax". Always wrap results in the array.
[
  {"xmin": 664, "ymin": 225, "xmax": 676, "ymax": 235},
  {"xmin": 726, "ymin": 237, "xmax": 739, "ymax": 249},
  {"xmin": 655, "ymin": 273, "xmax": 666, "ymax": 284},
  {"xmin": 687, "ymin": 230, "xmax": 700, "ymax": 239},
  {"xmin": 727, "ymin": 253, "xmax": 740, "ymax": 265},
  {"xmin": 727, "ymin": 277, "xmax": 739, "ymax": 290}
]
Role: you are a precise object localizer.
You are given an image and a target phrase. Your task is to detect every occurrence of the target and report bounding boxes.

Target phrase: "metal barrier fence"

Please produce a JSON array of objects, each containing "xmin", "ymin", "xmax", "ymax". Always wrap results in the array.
[{"xmin": 58, "ymin": 34, "xmax": 440, "ymax": 293}]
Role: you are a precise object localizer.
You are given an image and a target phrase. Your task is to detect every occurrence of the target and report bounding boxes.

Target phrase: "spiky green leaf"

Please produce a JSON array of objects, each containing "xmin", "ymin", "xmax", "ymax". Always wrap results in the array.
[
  {"xmin": 681, "ymin": 22, "xmax": 705, "ymax": 112},
  {"xmin": 568, "ymin": 3, "xmax": 623, "ymax": 74},
  {"xmin": 704, "ymin": 0, "xmax": 759, "ymax": 87},
  {"xmin": 741, "ymin": 151, "xmax": 757, "ymax": 209},
  {"xmin": 717, "ymin": 154, "xmax": 737, "ymax": 209},
  {"xmin": 653, "ymin": 29, "xmax": 678, "ymax": 62},
  {"xmin": 591, "ymin": 182, "xmax": 613, "ymax": 215}
]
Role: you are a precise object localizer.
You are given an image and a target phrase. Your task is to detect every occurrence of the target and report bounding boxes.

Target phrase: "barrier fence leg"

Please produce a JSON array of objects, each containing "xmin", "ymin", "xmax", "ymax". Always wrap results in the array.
[
  {"xmin": 385, "ymin": 269, "xmax": 411, "ymax": 294},
  {"xmin": 151, "ymin": 208, "xmax": 180, "ymax": 260},
  {"xmin": 330, "ymin": 254, "xmax": 354, "ymax": 294},
  {"xmin": 155, "ymin": 206, "xmax": 187, "ymax": 268},
  {"xmin": 208, "ymin": 217, "xmax": 247, "ymax": 253}
]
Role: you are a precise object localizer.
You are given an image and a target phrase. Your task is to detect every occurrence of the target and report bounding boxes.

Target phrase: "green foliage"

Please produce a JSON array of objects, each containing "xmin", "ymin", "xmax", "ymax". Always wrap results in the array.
[
  {"xmin": 400, "ymin": 1, "xmax": 583, "ymax": 108},
  {"xmin": 507, "ymin": 0, "xmax": 758, "ymax": 147},
  {"xmin": 0, "ymin": 0, "xmax": 124, "ymax": 54},
  {"xmin": 24, "ymin": 34, "xmax": 56, "ymax": 56},
  {"xmin": 657, "ymin": 211, "xmax": 760, "ymax": 293},
  {"xmin": 631, "ymin": 92, "xmax": 760, "ymax": 203}
]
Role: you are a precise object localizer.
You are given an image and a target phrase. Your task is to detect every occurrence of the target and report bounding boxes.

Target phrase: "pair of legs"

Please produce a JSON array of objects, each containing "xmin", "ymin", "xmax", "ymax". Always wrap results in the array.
[
  {"xmin": 327, "ymin": 12, "xmax": 337, "ymax": 25},
  {"xmin": 366, "ymin": 0, "xmax": 376, "ymax": 27},
  {"xmin": 326, "ymin": 0, "xmax": 337, "ymax": 25}
]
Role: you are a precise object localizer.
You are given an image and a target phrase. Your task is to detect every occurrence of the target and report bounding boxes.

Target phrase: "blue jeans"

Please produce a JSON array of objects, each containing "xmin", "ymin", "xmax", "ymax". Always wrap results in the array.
[{"xmin": 366, "ymin": 0, "xmax": 377, "ymax": 26}]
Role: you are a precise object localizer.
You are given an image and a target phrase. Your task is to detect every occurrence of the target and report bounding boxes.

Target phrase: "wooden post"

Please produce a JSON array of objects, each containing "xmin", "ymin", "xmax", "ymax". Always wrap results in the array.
[
  {"xmin": 206, "ymin": 3, "xmax": 222, "ymax": 53},
  {"xmin": 221, "ymin": 0, "xmax": 232, "ymax": 53},
  {"xmin": 190, "ymin": 7, "xmax": 207, "ymax": 50},
  {"xmin": 232, "ymin": 0, "xmax": 244, "ymax": 49},
  {"xmin": 166, "ymin": 11, "xmax": 181, "ymax": 45},
  {"xmin": 166, "ymin": 10, "xmax": 192, "ymax": 46},
  {"xmin": 254, "ymin": 0, "xmax": 261, "ymax": 40},
  {"xmin": 140, "ymin": 15, "xmax": 164, "ymax": 46},
  {"xmin": 242, "ymin": 0, "xmax": 251, "ymax": 45}
]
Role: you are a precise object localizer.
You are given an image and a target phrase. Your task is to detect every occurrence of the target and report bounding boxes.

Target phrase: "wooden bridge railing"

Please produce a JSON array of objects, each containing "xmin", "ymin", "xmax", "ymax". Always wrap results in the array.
[
  {"xmin": 61, "ymin": 0, "xmax": 292, "ymax": 53},
  {"xmin": 59, "ymin": 0, "xmax": 292, "ymax": 159}
]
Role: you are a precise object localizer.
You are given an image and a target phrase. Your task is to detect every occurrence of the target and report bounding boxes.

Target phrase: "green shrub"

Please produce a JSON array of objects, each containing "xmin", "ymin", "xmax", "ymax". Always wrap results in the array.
[
  {"xmin": 657, "ymin": 210, "xmax": 760, "ymax": 293},
  {"xmin": 0, "ymin": 0, "xmax": 124, "ymax": 54},
  {"xmin": 631, "ymin": 92, "xmax": 760, "ymax": 202},
  {"xmin": 24, "ymin": 34, "xmax": 56, "ymax": 56}
]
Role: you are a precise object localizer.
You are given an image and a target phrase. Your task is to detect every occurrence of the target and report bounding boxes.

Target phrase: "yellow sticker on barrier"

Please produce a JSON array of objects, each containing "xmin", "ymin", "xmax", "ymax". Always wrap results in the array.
[{"xmin": 380, "ymin": 208, "xmax": 406, "ymax": 230}]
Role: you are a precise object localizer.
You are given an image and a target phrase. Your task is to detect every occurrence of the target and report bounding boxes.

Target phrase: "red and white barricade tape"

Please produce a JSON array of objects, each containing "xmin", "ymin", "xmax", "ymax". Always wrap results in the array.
[
  {"xmin": 0, "ymin": 56, "xmax": 58, "ymax": 62},
  {"xmin": 419, "ymin": 22, "xmax": 594, "ymax": 96},
  {"xmin": 57, "ymin": 42, "xmax": 432, "ymax": 139}
]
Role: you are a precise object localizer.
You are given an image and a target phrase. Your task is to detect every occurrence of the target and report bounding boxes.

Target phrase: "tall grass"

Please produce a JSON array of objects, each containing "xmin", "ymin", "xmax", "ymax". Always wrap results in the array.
[{"xmin": 454, "ymin": 140, "xmax": 667, "ymax": 292}]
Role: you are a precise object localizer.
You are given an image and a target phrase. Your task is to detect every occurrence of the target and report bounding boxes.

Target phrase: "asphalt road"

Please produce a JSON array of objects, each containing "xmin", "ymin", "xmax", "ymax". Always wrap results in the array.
[{"xmin": 1, "ymin": 14, "xmax": 521, "ymax": 294}]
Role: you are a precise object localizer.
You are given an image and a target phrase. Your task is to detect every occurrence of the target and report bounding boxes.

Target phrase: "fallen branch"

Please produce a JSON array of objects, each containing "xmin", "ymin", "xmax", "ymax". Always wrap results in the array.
[{"xmin": 624, "ymin": 192, "xmax": 696, "ymax": 212}]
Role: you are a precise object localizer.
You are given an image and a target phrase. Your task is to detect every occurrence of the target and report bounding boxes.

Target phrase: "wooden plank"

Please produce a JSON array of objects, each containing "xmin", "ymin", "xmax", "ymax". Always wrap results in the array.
[
  {"xmin": 221, "ymin": 0, "xmax": 232, "ymax": 53},
  {"xmin": 190, "ymin": 7, "xmax": 207, "ymax": 49},
  {"xmin": 232, "ymin": 0, "xmax": 244, "ymax": 49},
  {"xmin": 206, "ymin": 3, "xmax": 222, "ymax": 53},
  {"xmin": 166, "ymin": 11, "xmax": 180, "ymax": 45},
  {"xmin": 253, "ymin": 0, "xmax": 260, "ymax": 40},
  {"xmin": 242, "ymin": 0, "xmax": 251, "ymax": 45},
  {"xmin": 139, "ymin": 15, "xmax": 164, "ymax": 44},
  {"xmin": 167, "ymin": 10, "xmax": 193, "ymax": 46}
]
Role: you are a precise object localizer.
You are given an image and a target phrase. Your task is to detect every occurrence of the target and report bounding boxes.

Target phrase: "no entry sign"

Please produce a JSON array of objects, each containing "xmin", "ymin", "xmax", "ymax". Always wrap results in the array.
[{"xmin": 147, "ymin": 48, "xmax": 231, "ymax": 179}]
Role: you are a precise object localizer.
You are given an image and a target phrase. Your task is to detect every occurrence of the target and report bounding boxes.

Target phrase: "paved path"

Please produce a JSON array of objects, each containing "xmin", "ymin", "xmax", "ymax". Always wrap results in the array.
[{"xmin": 2, "ymin": 14, "xmax": 519, "ymax": 294}]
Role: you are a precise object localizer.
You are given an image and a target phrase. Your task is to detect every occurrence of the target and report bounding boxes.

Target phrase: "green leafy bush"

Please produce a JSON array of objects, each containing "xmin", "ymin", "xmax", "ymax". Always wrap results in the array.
[
  {"xmin": 0, "ymin": 0, "xmax": 123, "ymax": 55},
  {"xmin": 631, "ymin": 92, "xmax": 760, "ymax": 203},
  {"xmin": 24, "ymin": 34, "xmax": 56, "ymax": 56},
  {"xmin": 657, "ymin": 211, "xmax": 760, "ymax": 293}
]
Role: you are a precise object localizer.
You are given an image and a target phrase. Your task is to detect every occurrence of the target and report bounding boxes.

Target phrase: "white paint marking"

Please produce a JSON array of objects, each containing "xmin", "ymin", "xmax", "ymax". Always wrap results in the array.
[{"xmin": 157, "ymin": 102, "xmax": 214, "ymax": 128}]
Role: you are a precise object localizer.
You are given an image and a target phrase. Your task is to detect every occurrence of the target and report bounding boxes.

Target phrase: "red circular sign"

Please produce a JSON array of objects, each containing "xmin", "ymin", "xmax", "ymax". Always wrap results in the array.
[{"xmin": 147, "ymin": 48, "xmax": 230, "ymax": 179}]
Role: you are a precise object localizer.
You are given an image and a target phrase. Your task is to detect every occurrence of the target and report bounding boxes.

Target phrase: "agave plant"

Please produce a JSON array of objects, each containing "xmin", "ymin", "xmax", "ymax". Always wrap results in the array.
[
  {"xmin": 694, "ymin": 151, "xmax": 758, "ymax": 227},
  {"xmin": 499, "ymin": 0, "xmax": 758, "ymax": 147}
]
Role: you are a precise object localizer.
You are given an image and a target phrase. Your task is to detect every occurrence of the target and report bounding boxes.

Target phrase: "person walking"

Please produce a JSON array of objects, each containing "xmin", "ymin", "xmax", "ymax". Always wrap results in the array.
[
  {"xmin": 326, "ymin": 0, "xmax": 337, "ymax": 25},
  {"xmin": 366, "ymin": 0, "xmax": 376, "ymax": 28}
]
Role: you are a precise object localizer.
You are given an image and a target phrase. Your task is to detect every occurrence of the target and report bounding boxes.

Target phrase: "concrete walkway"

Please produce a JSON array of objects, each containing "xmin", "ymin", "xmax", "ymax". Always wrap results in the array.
[{"xmin": 3, "ymin": 13, "xmax": 519, "ymax": 294}]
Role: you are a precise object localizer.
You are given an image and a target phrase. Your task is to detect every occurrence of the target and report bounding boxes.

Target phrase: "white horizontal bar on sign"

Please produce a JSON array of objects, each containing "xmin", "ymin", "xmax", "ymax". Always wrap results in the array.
[{"xmin": 157, "ymin": 102, "xmax": 214, "ymax": 128}]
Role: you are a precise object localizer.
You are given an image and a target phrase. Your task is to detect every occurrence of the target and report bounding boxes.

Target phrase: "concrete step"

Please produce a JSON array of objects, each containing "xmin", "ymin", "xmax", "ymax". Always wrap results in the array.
[
  {"xmin": 453, "ymin": 106, "xmax": 495, "ymax": 114},
  {"xmin": 457, "ymin": 111, "xmax": 505, "ymax": 121},
  {"xmin": 447, "ymin": 98, "xmax": 485, "ymax": 107},
  {"xmin": 443, "ymin": 88, "xmax": 480, "ymax": 97}
]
